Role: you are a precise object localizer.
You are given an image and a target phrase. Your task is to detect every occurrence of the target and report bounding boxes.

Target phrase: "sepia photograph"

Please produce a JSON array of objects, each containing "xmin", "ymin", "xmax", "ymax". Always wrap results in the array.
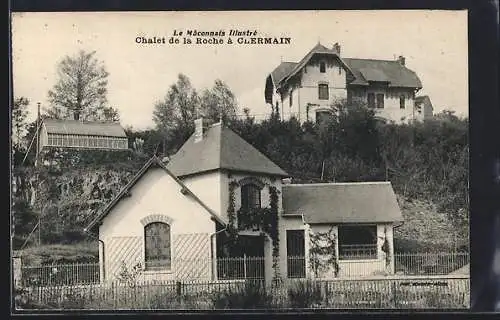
[{"xmin": 10, "ymin": 10, "xmax": 469, "ymax": 311}]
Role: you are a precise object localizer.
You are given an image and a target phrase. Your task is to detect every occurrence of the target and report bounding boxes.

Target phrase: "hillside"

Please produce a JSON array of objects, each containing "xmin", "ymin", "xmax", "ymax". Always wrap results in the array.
[
  {"xmin": 12, "ymin": 109, "xmax": 468, "ymax": 262},
  {"xmin": 12, "ymin": 149, "xmax": 149, "ymax": 248}
]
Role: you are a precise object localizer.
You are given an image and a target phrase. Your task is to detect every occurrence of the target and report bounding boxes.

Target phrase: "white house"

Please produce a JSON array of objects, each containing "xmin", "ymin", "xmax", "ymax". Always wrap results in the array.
[
  {"xmin": 414, "ymin": 95, "xmax": 434, "ymax": 121},
  {"xmin": 85, "ymin": 118, "xmax": 403, "ymax": 283},
  {"xmin": 265, "ymin": 42, "xmax": 425, "ymax": 124}
]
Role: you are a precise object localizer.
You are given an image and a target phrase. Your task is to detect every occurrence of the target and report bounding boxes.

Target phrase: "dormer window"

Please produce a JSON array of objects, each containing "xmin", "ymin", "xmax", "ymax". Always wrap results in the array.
[
  {"xmin": 320, "ymin": 62, "xmax": 326, "ymax": 73},
  {"xmin": 241, "ymin": 183, "xmax": 261, "ymax": 211}
]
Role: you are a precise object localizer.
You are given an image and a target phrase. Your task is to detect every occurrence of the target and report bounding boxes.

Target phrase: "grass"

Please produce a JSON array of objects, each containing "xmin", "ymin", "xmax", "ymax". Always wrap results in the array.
[{"xmin": 18, "ymin": 242, "xmax": 99, "ymax": 266}]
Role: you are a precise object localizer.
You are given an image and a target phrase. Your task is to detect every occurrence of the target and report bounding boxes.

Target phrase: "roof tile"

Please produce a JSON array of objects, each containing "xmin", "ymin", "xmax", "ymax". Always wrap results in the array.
[
  {"xmin": 282, "ymin": 182, "xmax": 403, "ymax": 224},
  {"xmin": 166, "ymin": 123, "xmax": 288, "ymax": 177}
]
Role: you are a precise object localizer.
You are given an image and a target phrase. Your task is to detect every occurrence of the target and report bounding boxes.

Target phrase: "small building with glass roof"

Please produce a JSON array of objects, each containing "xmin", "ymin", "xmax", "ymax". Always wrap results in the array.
[{"xmin": 38, "ymin": 118, "xmax": 129, "ymax": 151}]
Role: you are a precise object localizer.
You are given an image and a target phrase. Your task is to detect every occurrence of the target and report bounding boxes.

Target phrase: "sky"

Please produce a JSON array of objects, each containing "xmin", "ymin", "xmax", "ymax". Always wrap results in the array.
[{"xmin": 11, "ymin": 10, "xmax": 468, "ymax": 130}]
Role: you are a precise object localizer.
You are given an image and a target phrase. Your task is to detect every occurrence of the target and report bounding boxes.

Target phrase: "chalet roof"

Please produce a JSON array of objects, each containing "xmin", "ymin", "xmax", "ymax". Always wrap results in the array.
[
  {"xmin": 282, "ymin": 182, "xmax": 403, "ymax": 224},
  {"xmin": 267, "ymin": 43, "xmax": 423, "ymax": 91},
  {"xmin": 166, "ymin": 122, "xmax": 289, "ymax": 178},
  {"xmin": 277, "ymin": 43, "xmax": 353, "ymax": 89},
  {"xmin": 84, "ymin": 156, "xmax": 226, "ymax": 232},
  {"xmin": 342, "ymin": 58, "xmax": 423, "ymax": 88},
  {"xmin": 270, "ymin": 62, "xmax": 297, "ymax": 87},
  {"xmin": 42, "ymin": 119, "xmax": 127, "ymax": 138}
]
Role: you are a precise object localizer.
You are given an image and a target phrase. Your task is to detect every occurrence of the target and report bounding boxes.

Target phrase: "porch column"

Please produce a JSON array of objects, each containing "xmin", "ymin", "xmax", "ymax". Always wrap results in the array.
[
  {"xmin": 387, "ymin": 224, "xmax": 395, "ymax": 274},
  {"xmin": 263, "ymin": 234, "xmax": 273, "ymax": 286},
  {"xmin": 334, "ymin": 226, "xmax": 340, "ymax": 277},
  {"xmin": 304, "ymin": 223, "xmax": 311, "ymax": 279}
]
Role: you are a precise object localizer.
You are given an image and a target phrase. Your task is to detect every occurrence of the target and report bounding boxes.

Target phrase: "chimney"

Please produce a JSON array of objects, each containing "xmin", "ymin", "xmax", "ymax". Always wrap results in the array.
[
  {"xmin": 333, "ymin": 42, "xmax": 341, "ymax": 55},
  {"xmin": 194, "ymin": 118, "xmax": 209, "ymax": 143},
  {"xmin": 397, "ymin": 55, "xmax": 406, "ymax": 66}
]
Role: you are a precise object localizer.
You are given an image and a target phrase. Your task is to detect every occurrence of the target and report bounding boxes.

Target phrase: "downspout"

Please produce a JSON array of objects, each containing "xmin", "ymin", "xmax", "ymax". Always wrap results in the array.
[
  {"xmin": 98, "ymin": 239, "xmax": 105, "ymax": 282},
  {"xmin": 210, "ymin": 225, "xmax": 227, "ymax": 281}
]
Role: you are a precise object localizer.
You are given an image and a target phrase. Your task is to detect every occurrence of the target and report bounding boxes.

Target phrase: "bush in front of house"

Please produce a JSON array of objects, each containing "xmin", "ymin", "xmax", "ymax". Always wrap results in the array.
[
  {"xmin": 210, "ymin": 280, "xmax": 274, "ymax": 309},
  {"xmin": 287, "ymin": 280, "xmax": 324, "ymax": 308}
]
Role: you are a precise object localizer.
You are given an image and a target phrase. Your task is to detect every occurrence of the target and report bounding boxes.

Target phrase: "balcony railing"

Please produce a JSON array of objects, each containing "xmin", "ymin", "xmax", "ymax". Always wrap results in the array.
[{"xmin": 339, "ymin": 244, "xmax": 378, "ymax": 260}]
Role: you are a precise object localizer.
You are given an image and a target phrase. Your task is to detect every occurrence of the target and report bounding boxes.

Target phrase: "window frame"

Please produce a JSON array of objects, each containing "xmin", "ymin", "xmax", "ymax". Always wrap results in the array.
[
  {"xmin": 376, "ymin": 93, "xmax": 385, "ymax": 109},
  {"xmin": 240, "ymin": 183, "xmax": 262, "ymax": 212},
  {"xmin": 316, "ymin": 110, "xmax": 332, "ymax": 125},
  {"xmin": 338, "ymin": 225, "xmax": 378, "ymax": 261},
  {"xmin": 286, "ymin": 229, "xmax": 306, "ymax": 279},
  {"xmin": 144, "ymin": 221, "xmax": 172, "ymax": 271},
  {"xmin": 318, "ymin": 84, "xmax": 329, "ymax": 100},
  {"xmin": 367, "ymin": 93, "xmax": 376, "ymax": 108},
  {"xmin": 319, "ymin": 61, "xmax": 326, "ymax": 73},
  {"xmin": 400, "ymin": 95, "xmax": 406, "ymax": 109}
]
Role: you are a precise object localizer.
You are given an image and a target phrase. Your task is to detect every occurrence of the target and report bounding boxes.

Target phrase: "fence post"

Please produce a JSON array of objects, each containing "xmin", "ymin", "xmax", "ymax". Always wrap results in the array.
[
  {"xmin": 243, "ymin": 254, "xmax": 247, "ymax": 279},
  {"xmin": 13, "ymin": 254, "xmax": 22, "ymax": 288},
  {"xmin": 176, "ymin": 281, "xmax": 182, "ymax": 303}
]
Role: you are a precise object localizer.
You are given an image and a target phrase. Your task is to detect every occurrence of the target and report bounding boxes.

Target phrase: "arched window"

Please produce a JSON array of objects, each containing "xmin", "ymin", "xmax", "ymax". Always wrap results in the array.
[
  {"xmin": 316, "ymin": 110, "xmax": 332, "ymax": 124},
  {"xmin": 144, "ymin": 222, "xmax": 171, "ymax": 270},
  {"xmin": 241, "ymin": 183, "xmax": 261, "ymax": 211}
]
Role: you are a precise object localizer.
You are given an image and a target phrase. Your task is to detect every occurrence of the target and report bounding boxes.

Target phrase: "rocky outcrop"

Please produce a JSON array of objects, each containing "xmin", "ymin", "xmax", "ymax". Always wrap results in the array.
[{"xmin": 12, "ymin": 148, "xmax": 149, "ymax": 243}]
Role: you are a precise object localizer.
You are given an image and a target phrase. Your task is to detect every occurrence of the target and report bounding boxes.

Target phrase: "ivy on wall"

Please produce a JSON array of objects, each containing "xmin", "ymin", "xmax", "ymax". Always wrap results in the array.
[
  {"xmin": 226, "ymin": 179, "xmax": 280, "ymax": 261},
  {"xmin": 381, "ymin": 226, "xmax": 391, "ymax": 269},
  {"xmin": 226, "ymin": 181, "xmax": 240, "ymax": 247},
  {"xmin": 309, "ymin": 227, "xmax": 339, "ymax": 278}
]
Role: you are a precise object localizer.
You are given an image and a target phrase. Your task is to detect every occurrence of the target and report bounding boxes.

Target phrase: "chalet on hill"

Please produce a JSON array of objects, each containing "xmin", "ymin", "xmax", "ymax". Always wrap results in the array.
[{"xmin": 265, "ymin": 42, "xmax": 431, "ymax": 124}]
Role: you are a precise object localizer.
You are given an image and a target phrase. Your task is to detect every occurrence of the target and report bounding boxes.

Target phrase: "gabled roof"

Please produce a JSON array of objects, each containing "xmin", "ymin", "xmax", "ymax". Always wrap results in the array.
[
  {"xmin": 42, "ymin": 119, "xmax": 127, "ymax": 138},
  {"xmin": 266, "ymin": 43, "xmax": 423, "ymax": 95},
  {"xmin": 277, "ymin": 43, "xmax": 353, "ymax": 89},
  {"xmin": 270, "ymin": 62, "xmax": 298, "ymax": 87},
  {"xmin": 415, "ymin": 95, "xmax": 433, "ymax": 109},
  {"xmin": 343, "ymin": 58, "xmax": 422, "ymax": 88},
  {"xmin": 166, "ymin": 122, "xmax": 289, "ymax": 178},
  {"xmin": 282, "ymin": 181, "xmax": 403, "ymax": 224},
  {"xmin": 84, "ymin": 156, "xmax": 226, "ymax": 231}
]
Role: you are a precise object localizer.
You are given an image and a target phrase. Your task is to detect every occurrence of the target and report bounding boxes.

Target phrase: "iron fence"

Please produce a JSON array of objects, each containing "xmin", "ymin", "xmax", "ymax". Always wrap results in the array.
[
  {"xmin": 217, "ymin": 256, "xmax": 265, "ymax": 280},
  {"xmin": 18, "ymin": 252, "xmax": 469, "ymax": 287},
  {"xmin": 20, "ymin": 263, "xmax": 100, "ymax": 287},
  {"xmin": 394, "ymin": 252, "xmax": 469, "ymax": 275},
  {"xmin": 15, "ymin": 276, "xmax": 470, "ymax": 310}
]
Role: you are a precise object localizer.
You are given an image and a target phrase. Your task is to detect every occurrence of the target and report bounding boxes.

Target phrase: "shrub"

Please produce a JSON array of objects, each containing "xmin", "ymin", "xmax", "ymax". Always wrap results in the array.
[
  {"xmin": 287, "ymin": 280, "xmax": 324, "ymax": 308},
  {"xmin": 210, "ymin": 280, "xmax": 273, "ymax": 309}
]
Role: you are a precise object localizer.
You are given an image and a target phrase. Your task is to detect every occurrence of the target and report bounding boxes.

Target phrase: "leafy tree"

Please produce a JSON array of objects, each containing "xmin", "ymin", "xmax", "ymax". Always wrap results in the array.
[
  {"xmin": 12, "ymin": 97, "xmax": 30, "ymax": 150},
  {"xmin": 153, "ymin": 73, "xmax": 200, "ymax": 143},
  {"xmin": 46, "ymin": 50, "xmax": 119, "ymax": 121},
  {"xmin": 12, "ymin": 197, "xmax": 38, "ymax": 249},
  {"xmin": 200, "ymin": 79, "xmax": 238, "ymax": 123}
]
